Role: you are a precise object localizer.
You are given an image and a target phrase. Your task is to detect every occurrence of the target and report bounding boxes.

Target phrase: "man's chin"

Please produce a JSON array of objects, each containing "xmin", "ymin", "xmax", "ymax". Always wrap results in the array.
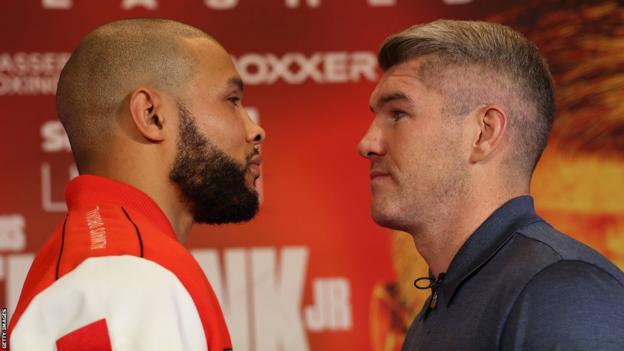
[
  {"xmin": 371, "ymin": 206, "xmax": 408, "ymax": 232},
  {"xmin": 193, "ymin": 191, "xmax": 260, "ymax": 225}
]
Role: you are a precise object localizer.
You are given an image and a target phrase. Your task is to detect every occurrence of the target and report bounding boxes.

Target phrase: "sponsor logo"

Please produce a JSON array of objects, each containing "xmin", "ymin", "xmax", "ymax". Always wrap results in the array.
[
  {"xmin": 0, "ymin": 52, "xmax": 70, "ymax": 96},
  {"xmin": 234, "ymin": 51, "xmax": 377, "ymax": 85},
  {"xmin": 85, "ymin": 207, "xmax": 107, "ymax": 250}
]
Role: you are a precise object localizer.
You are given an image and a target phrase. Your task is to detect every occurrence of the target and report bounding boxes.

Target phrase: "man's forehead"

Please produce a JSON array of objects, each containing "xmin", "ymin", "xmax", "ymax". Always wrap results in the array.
[
  {"xmin": 185, "ymin": 40, "xmax": 239, "ymax": 79},
  {"xmin": 183, "ymin": 37, "xmax": 233, "ymax": 68},
  {"xmin": 369, "ymin": 62, "xmax": 429, "ymax": 107}
]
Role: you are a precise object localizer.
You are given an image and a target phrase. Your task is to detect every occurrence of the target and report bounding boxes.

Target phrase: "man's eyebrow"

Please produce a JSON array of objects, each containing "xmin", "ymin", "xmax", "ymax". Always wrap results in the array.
[
  {"xmin": 370, "ymin": 92, "xmax": 411, "ymax": 112},
  {"xmin": 229, "ymin": 77, "xmax": 244, "ymax": 93}
]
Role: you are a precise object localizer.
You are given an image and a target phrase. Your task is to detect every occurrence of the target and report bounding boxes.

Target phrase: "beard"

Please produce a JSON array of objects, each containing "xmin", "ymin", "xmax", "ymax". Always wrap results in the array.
[{"xmin": 169, "ymin": 103, "xmax": 259, "ymax": 224}]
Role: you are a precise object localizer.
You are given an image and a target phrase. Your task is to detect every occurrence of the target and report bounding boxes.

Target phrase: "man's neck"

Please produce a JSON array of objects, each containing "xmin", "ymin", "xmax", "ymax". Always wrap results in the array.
[
  {"xmin": 153, "ymin": 191, "xmax": 194, "ymax": 243},
  {"xmin": 128, "ymin": 177, "xmax": 194, "ymax": 243},
  {"xmin": 83, "ymin": 162, "xmax": 194, "ymax": 242},
  {"xmin": 409, "ymin": 189, "xmax": 528, "ymax": 277}
]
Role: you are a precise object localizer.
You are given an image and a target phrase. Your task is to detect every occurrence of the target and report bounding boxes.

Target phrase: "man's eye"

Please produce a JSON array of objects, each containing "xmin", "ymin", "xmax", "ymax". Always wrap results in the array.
[
  {"xmin": 228, "ymin": 96, "xmax": 241, "ymax": 105},
  {"xmin": 390, "ymin": 109, "xmax": 407, "ymax": 121}
]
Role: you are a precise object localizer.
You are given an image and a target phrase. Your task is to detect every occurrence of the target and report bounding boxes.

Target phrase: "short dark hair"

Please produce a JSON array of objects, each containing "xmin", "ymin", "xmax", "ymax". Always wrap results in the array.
[{"xmin": 379, "ymin": 20, "xmax": 555, "ymax": 176}]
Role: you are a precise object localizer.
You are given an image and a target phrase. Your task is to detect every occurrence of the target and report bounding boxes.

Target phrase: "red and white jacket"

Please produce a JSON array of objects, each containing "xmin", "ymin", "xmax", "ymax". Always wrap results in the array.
[{"xmin": 9, "ymin": 175, "xmax": 232, "ymax": 351}]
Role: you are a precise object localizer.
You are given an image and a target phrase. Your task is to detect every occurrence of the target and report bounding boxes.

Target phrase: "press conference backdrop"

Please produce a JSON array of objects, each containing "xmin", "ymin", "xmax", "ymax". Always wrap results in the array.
[{"xmin": 1, "ymin": 0, "xmax": 622, "ymax": 350}]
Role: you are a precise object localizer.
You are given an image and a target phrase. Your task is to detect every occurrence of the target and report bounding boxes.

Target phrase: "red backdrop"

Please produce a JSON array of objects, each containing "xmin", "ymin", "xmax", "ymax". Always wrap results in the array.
[{"xmin": 1, "ymin": 1, "xmax": 623, "ymax": 350}]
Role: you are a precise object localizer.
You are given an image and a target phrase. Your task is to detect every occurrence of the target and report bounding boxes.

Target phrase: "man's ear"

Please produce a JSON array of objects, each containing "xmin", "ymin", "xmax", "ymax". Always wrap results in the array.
[
  {"xmin": 129, "ymin": 88, "xmax": 166, "ymax": 142},
  {"xmin": 469, "ymin": 105, "xmax": 507, "ymax": 164}
]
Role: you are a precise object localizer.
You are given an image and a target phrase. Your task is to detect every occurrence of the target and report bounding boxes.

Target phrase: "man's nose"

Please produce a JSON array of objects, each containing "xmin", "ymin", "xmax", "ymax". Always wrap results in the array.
[
  {"xmin": 245, "ymin": 111, "xmax": 266, "ymax": 144},
  {"xmin": 357, "ymin": 120, "xmax": 385, "ymax": 159}
]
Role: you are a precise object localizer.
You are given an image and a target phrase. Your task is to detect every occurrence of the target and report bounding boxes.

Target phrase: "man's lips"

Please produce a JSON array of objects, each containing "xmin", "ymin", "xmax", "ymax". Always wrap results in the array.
[
  {"xmin": 248, "ymin": 156, "xmax": 262, "ymax": 167},
  {"xmin": 247, "ymin": 157, "xmax": 262, "ymax": 177},
  {"xmin": 370, "ymin": 170, "xmax": 391, "ymax": 179}
]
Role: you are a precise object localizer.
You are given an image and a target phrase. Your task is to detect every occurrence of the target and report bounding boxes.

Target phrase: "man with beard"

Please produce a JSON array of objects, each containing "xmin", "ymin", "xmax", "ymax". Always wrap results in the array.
[
  {"xmin": 9, "ymin": 19, "xmax": 264, "ymax": 351},
  {"xmin": 358, "ymin": 20, "xmax": 624, "ymax": 350}
]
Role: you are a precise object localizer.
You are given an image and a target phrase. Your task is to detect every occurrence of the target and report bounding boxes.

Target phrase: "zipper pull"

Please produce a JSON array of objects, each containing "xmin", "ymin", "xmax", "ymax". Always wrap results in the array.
[
  {"xmin": 429, "ymin": 291, "xmax": 439, "ymax": 309},
  {"xmin": 428, "ymin": 272, "xmax": 446, "ymax": 310}
]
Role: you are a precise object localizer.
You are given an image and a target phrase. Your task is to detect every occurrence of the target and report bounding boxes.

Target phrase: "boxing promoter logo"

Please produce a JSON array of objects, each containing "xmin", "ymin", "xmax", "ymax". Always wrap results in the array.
[
  {"xmin": 234, "ymin": 51, "xmax": 378, "ymax": 85},
  {"xmin": 0, "ymin": 52, "xmax": 70, "ymax": 96}
]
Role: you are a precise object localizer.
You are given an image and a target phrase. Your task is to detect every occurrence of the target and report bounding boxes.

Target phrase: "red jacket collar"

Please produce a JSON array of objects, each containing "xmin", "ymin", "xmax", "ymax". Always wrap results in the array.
[{"xmin": 65, "ymin": 175, "xmax": 177, "ymax": 239}]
